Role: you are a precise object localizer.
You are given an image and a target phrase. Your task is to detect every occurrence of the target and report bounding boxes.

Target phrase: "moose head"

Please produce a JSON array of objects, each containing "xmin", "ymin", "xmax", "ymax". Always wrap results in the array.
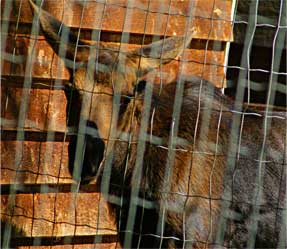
[{"xmin": 29, "ymin": 0, "xmax": 195, "ymax": 183}]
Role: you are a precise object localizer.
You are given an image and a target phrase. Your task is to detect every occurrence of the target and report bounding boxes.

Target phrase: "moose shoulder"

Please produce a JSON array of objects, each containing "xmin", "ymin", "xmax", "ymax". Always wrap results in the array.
[{"xmin": 29, "ymin": 1, "xmax": 286, "ymax": 248}]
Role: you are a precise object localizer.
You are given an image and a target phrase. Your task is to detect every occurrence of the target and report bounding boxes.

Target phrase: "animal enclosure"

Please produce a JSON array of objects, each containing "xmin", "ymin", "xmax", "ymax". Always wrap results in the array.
[{"xmin": 1, "ymin": 0, "xmax": 286, "ymax": 248}]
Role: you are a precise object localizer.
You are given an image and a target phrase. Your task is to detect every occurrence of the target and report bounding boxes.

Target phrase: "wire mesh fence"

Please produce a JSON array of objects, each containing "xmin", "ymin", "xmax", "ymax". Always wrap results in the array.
[{"xmin": 1, "ymin": 0, "xmax": 286, "ymax": 248}]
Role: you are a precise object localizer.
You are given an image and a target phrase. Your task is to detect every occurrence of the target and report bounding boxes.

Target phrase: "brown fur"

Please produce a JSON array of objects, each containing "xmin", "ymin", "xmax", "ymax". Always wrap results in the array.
[{"xmin": 29, "ymin": 1, "xmax": 286, "ymax": 248}]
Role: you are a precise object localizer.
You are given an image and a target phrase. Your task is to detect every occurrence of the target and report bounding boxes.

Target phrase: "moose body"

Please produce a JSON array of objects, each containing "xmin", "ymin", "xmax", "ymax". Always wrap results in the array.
[
  {"xmin": 92, "ymin": 79, "xmax": 285, "ymax": 248},
  {"xmin": 29, "ymin": 1, "xmax": 286, "ymax": 248}
]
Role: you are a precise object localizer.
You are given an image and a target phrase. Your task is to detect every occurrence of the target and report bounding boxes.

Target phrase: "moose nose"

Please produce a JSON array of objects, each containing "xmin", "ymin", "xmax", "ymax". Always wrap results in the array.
[
  {"xmin": 81, "ymin": 134, "xmax": 105, "ymax": 183},
  {"xmin": 68, "ymin": 122, "xmax": 105, "ymax": 184}
]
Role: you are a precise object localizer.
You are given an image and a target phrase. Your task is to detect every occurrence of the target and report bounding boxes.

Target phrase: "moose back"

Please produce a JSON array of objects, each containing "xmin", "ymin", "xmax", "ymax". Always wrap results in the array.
[{"xmin": 29, "ymin": 1, "xmax": 286, "ymax": 248}]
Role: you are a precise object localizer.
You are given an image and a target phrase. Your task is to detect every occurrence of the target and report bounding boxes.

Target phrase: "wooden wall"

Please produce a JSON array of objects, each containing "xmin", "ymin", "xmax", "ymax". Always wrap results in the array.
[{"xmin": 1, "ymin": 0, "xmax": 233, "ymax": 248}]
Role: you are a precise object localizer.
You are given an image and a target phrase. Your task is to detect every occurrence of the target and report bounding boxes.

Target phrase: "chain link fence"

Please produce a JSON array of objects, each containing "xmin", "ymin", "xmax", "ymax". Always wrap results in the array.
[{"xmin": 1, "ymin": 0, "xmax": 286, "ymax": 248}]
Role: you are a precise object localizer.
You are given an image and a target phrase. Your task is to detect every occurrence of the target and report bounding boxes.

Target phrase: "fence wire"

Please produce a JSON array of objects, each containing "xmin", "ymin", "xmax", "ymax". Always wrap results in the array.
[{"xmin": 1, "ymin": 0, "xmax": 286, "ymax": 248}]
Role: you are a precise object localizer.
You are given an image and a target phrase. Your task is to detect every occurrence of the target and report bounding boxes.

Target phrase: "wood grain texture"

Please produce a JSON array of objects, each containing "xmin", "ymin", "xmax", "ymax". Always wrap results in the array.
[
  {"xmin": 1, "ymin": 140, "xmax": 70, "ymax": 184},
  {"xmin": 1, "ymin": 86, "xmax": 67, "ymax": 131},
  {"xmin": 17, "ymin": 244, "xmax": 120, "ymax": 249},
  {"xmin": 2, "ymin": 0, "xmax": 232, "ymax": 41},
  {"xmin": 2, "ymin": 35, "xmax": 69, "ymax": 81},
  {"xmin": 1, "ymin": 192, "xmax": 117, "ymax": 237}
]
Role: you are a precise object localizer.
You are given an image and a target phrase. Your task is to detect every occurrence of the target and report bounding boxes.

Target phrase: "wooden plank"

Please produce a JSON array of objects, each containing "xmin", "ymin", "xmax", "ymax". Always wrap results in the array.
[
  {"xmin": 1, "ymin": 35, "xmax": 70, "ymax": 82},
  {"xmin": 2, "ymin": 0, "xmax": 233, "ymax": 41},
  {"xmin": 1, "ymin": 87, "xmax": 67, "ymax": 131},
  {"xmin": 1, "ymin": 140, "xmax": 71, "ymax": 184},
  {"xmin": 1, "ymin": 192, "xmax": 117, "ymax": 237},
  {"xmin": 17, "ymin": 243, "xmax": 120, "ymax": 249},
  {"xmin": 2, "ymin": 35, "xmax": 226, "ymax": 87}
]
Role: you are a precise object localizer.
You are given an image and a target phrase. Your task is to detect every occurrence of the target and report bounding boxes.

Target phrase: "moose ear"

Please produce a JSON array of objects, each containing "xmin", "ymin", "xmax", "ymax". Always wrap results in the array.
[
  {"xmin": 28, "ymin": 0, "xmax": 91, "ymax": 64},
  {"xmin": 131, "ymin": 29, "xmax": 196, "ymax": 74}
]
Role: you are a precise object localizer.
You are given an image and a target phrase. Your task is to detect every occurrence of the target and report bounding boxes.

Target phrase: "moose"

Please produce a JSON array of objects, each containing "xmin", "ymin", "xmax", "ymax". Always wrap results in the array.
[{"xmin": 29, "ymin": 1, "xmax": 286, "ymax": 248}]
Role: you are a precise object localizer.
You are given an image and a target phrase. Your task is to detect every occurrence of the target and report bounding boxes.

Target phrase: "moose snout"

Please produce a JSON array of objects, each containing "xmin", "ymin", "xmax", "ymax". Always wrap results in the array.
[{"xmin": 68, "ymin": 122, "xmax": 105, "ymax": 184}]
